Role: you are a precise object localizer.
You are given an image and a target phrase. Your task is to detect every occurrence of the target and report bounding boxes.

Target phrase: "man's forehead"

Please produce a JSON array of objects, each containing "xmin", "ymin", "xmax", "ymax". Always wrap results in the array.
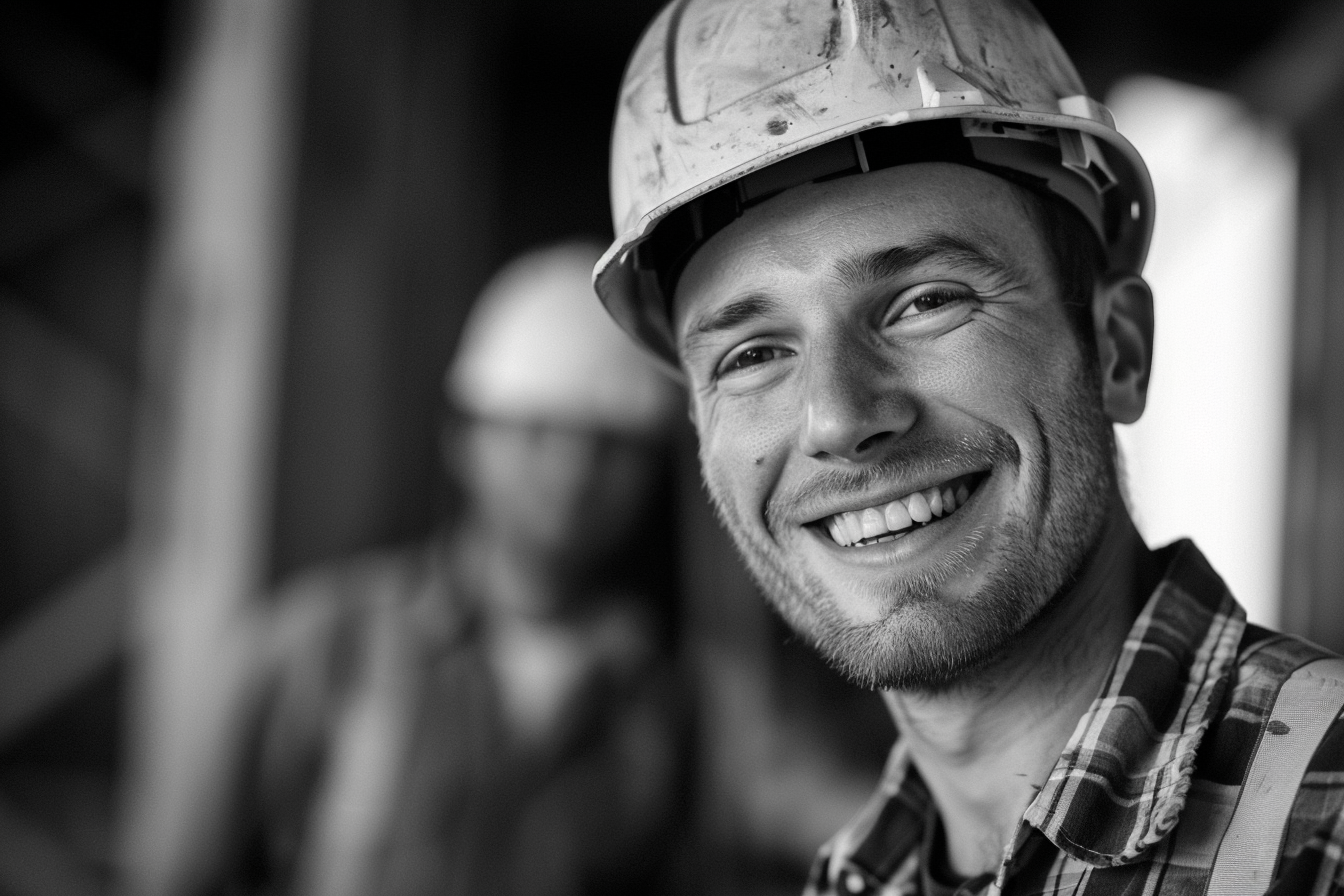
[{"xmin": 672, "ymin": 163, "xmax": 1043, "ymax": 323}]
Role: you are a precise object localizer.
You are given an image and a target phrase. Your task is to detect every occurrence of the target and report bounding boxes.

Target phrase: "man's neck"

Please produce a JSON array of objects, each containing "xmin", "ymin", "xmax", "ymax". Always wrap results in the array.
[{"xmin": 882, "ymin": 501, "xmax": 1157, "ymax": 878}]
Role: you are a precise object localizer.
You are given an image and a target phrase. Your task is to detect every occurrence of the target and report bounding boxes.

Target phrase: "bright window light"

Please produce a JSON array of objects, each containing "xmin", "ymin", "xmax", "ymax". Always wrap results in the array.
[{"xmin": 1108, "ymin": 76, "xmax": 1297, "ymax": 627}]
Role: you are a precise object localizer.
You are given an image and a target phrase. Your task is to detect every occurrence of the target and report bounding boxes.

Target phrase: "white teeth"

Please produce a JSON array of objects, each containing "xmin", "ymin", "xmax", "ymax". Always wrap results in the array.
[
  {"xmin": 906, "ymin": 491, "xmax": 932, "ymax": 523},
  {"xmin": 860, "ymin": 508, "xmax": 885, "ymax": 539},
  {"xmin": 828, "ymin": 517, "xmax": 850, "ymax": 547},
  {"xmin": 883, "ymin": 499, "xmax": 912, "ymax": 531},
  {"xmin": 821, "ymin": 475, "xmax": 979, "ymax": 547}
]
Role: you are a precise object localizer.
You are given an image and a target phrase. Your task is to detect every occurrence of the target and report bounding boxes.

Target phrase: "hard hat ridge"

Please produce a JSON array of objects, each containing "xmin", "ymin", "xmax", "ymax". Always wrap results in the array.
[{"xmin": 597, "ymin": 0, "xmax": 1155, "ymax": 372}]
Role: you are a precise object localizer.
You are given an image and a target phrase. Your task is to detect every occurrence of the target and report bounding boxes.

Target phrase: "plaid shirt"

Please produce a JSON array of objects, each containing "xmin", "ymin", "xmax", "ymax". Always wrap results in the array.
[{"xmin": 806, "ymin": 540, "xmax": 1344, "ymax": 896}]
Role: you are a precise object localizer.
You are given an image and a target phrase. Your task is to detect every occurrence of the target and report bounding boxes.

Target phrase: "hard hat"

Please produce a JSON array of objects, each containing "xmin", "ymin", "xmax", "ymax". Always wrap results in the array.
[
  {"xmin": 595, "ymin": 0, "xmax": 1155, "ymax": 370},
  {"xmin": 448, "ymin": 241, "xmax": 679, "ymax": 436}
]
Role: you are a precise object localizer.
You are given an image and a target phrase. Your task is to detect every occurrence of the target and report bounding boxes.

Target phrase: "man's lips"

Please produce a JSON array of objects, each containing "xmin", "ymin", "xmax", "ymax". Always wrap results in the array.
[{"xmin": 809, "ymin": 471, "xmax": 988, "ymax": 547}]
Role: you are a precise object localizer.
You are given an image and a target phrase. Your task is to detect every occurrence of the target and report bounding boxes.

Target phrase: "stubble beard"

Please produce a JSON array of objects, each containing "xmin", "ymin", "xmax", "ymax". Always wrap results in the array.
[{"xmin": 703, "ymin": 372, "xmax": 1117, "ymax": 693}]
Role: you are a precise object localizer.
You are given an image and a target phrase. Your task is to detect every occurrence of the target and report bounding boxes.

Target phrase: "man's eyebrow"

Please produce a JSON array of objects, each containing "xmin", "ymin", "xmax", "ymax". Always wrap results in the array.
[
  {"xmin": 832, "ymin": 234, "xmax": 1023, "ymax": 289},
  {"xmin": 679, "ymin": 234, "xmax": 1022, "ymax": 349},
  {"xmin": 682, "ymin": 293, "xmax": 782, "ymax": 347}
]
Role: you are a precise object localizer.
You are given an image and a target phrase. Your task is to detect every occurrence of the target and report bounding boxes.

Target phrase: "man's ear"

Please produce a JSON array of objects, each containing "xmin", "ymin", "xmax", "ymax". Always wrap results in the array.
[{"xmin": 1092, "ymin": 273, "xmax": 1154, "ymax": 425}]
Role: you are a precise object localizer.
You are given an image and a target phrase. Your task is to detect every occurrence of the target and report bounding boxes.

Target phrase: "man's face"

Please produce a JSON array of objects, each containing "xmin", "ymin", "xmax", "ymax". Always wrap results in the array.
[
  {"xmin": 460, "ymin": 417, "xmax": 661, "ymax": 564},
  {"xmin": 674, "ymin": 162, "xmax": 1117, "ymax": 691}
]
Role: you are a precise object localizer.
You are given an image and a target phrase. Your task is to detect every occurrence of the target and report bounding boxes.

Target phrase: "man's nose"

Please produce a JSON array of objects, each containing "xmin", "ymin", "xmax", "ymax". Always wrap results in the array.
[{"xmin": 797, "ymin": 347, "xmax": 915, "ymax": 462}]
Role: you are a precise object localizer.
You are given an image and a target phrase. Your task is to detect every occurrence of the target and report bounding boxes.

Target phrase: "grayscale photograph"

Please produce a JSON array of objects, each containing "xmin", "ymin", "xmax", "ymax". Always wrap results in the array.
[{"xmin": 2, "ymin": 0, "xmax": 1342, "ymax": 894}]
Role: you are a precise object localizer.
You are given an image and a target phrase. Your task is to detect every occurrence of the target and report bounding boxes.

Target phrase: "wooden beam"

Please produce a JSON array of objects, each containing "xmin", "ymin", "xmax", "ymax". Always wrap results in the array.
[{"xmin": 118, "ymin": 0, "xmax": 308, "ymax": 892}]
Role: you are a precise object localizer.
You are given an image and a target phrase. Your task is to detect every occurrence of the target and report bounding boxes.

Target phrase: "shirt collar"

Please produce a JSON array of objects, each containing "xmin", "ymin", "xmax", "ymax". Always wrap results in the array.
[{"xmin": 1022, "ymin": 539, "xmax": 1245, "ymax": 866}]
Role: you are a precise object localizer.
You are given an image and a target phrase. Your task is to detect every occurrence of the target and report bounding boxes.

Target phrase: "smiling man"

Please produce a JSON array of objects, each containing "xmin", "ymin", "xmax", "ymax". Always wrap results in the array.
[{"xmin": 594, "ymin": 1, "xmax": 1344, "ymax": 894}]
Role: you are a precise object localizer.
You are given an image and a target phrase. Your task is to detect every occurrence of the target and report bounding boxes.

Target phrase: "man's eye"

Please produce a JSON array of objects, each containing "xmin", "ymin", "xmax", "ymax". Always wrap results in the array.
[
  {"xmin": 893, "ymin": 285, "xmax": 971, "ymax": 320},
  {"xmin": 720, "ymin": 345, "xmax": 786, "ymax": 375}
]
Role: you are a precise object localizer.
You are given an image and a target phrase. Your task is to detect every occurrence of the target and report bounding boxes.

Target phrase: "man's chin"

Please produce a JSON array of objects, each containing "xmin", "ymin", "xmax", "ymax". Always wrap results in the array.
[
  {"xmin": 795, "ymin": 585, "xmax": 1036, "ymax": 692},
  {"xmin": 794, "ymin": 519, "xmax": 1105, "ymax": 693}
]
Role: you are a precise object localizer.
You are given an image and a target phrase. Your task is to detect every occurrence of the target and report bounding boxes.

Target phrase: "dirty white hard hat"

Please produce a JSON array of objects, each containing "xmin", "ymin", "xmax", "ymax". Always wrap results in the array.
[
  {"xmin": 596, "ymin": 0, "xmax": 1156, "ymax": 371},
  {"xmin": 448, "ymin": 241, "xmax": 679, "ymax": 435}
]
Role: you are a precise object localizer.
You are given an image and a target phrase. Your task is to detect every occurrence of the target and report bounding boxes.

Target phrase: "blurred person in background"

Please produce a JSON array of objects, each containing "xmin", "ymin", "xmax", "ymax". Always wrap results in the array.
[
  {"xmin": 593, "ymin": 1, "xmax": 1344, "ymax": 894},
  {"xmin": 181, "ymin": 241, "xmax": 688, "ymax": 895}
]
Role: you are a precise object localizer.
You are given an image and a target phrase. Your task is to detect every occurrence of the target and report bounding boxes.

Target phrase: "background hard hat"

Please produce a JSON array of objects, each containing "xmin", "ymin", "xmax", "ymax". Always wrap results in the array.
[
  {"xmin": 449, "ymin": 241, "xmax": 679, "ymax": 435},
  {"xmin": 596, "ymin": 0, "xmax": 1155, "ymax": 369}
]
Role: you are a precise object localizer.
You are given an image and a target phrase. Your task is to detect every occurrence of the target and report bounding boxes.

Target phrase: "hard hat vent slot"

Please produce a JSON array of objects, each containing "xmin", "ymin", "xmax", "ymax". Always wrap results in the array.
[{"xmin": 915, "ymin": 64, "xmax": 986, "ymax": 108}]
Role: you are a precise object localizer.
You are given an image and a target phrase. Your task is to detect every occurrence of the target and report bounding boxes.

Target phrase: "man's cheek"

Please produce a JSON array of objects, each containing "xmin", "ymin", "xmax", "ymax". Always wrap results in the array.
[
  {"xmin": 701, "ymin": 431, "xmax": 763, "ymax": 509},
  {"xmin": 710, "ymin": 410, "xmax": 790, "ymax": 479},
  {"xmin": 939, "ymin": 342, "xmax": 1057, "ymax": 424},
  {"xmin": 699, "ymin": 418, "xmax": 782, "ymax": 526}
]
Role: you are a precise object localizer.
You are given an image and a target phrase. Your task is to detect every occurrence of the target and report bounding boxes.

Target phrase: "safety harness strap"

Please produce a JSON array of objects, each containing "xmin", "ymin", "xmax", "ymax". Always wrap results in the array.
[{"xmin": 1205, "ymin": 656, "xmax": 1344, "ymax": 895}]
